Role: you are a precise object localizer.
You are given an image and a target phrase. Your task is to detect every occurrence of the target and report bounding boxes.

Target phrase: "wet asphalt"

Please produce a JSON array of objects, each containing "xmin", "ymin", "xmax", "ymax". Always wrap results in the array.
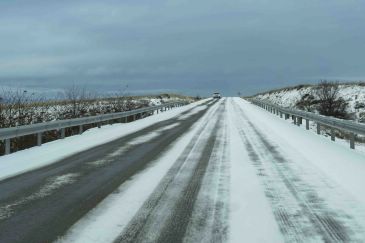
[{"xmin": 0, "ymin": 100, "xmax": 215, "ymax": 243}]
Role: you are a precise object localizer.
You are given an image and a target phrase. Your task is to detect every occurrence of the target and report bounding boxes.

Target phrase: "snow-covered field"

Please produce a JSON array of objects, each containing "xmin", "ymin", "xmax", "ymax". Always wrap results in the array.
[{"xmin": 0, "ymin": 94, "xmax": 194, "ymax": 128}]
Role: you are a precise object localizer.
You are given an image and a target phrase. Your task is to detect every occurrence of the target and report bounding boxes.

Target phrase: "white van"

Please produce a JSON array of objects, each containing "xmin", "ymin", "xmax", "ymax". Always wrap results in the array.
[{"xmin": 213, "ymin": 92, "xmax": 221, "ymax": 99}]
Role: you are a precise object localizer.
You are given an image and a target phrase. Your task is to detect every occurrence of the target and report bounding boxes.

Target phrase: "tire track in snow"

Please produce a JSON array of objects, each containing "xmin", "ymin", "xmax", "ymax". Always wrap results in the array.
[
  {"xmin": 231, "ymin": 98, "xmax": 365, "ymax": 242},
  {"xmin": 183, "ymin": 101, "xmax": 230, "ymax": 243},
  {"xmin": 115, "ymin": 100, "xmax": 227, "ymax": 243}
]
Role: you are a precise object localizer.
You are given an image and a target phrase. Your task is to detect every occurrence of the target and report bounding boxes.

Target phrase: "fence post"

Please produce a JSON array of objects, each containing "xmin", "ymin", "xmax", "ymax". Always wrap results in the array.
[
  {"xmin": 61, "ymin": 128, "xmax": 66, "ymax": 139},
  {"xmin": 5, "ymin": 139, "xmax": 10, "ymax": 155},
  {"xmin": 298, "ymin": 117, "xmax": 302, "ymax": 126},
  {"xmin": 317, "ymin": 123, "xmax": 321, "ymax": 135},
  {"xmin": 331, "ymin": 128, "xmax": 335, "ymax": 141},
  {"xmin": 293, "ymin": 116, "xmax": 297, "ymax": 125},
  {"xmin": 350, "ymin": 133, "xmax": 355, "ymax": 149},
  {"xmin": 37, "ymin": 132, "xmax": 42, "ymax": 146},
  {"xmin": 280, "ymin": 112, "xmax": 283, "ymax": 118},
  {"xmin": 306, "ymin": 119, "xmax": 310, "ymax": 130},
  {"xmin": 79, "ymin": 125, "xmax": 83, "ymax": 134}
]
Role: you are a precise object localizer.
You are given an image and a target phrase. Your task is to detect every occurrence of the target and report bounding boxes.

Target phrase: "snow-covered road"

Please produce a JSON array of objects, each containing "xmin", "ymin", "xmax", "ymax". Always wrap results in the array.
[{"xmin": 0, "ymin": 98, "xmax": 364, "ymax": 242}]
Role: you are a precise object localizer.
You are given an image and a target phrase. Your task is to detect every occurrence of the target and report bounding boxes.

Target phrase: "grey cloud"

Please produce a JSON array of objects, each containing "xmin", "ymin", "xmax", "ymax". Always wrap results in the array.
[{"xmin": 0, "ymin": 0, "xmax": 365, "ymax": 96}]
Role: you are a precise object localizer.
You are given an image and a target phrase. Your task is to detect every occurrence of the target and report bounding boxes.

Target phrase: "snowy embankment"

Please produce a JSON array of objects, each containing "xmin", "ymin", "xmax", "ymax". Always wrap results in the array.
[
  {"xmin": 0, "ymin": 99, "xmax": 209, "ymax": 182},
  {"xmin": 253, "ymin": 84, "xmax": 365, "ymax": 150},
  {"xmin": 254, "ymin": 84, "xmax": 365, "ymax": 121}
]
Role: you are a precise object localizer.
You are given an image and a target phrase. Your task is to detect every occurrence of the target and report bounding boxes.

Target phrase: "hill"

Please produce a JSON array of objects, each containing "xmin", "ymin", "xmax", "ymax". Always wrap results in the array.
[{"xmin": 252, "ymin": 82, "xmax": 365, "ymax": 122}]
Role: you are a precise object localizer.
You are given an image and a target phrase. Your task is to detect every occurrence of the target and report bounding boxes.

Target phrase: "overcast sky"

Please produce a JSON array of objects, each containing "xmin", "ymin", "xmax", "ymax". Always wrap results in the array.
[{"xmin": 0, "ymin": 0, "xmax": 364, "ymax": 96}]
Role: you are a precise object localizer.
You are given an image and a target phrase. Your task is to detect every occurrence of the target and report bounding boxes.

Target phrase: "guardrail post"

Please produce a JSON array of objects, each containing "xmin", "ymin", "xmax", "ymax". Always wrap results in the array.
[
  {"xmin": 157, "ymin": 109, "xmax": 159, "ymax": 114},
  {"xmin": 280, "ymin": 112, "xmax": 283, "ymax": 118},
  {"xmin": 61, "ymin": 128, "xmax": 66, "ymax": 139},
  {"xmin": 79, "ymin": 125, "xmax": 83, "ymax": 134},
  {"xmin": 5, "ymin": 139, "xmax": 10, "ymax": 155},
  {"xmin": 350, "ymin": 133, "xmax": 355, "ymax": 149},
  {"xmin": 306, "ymin": 119, "xmax": 310, "ymax": 130},
  {"xmin": 298, "ymin": 117, "xmax": 302, "ymax": 126},
  {"xmin": 293, "ymin": 116, "xmax": 297, "ymax": 125},
  {"xmin": 331, "ymin": 128, "xmax": 335, "ymax": 141},
  {"xmin": 37, "ymin": 132, "xmax": 42, "ymax": 146},
  {"xmin": 317, "ymin": 123, "xmax": 321, "ymax": 134},
  {"xmin": 285, "ymin": 114, "xmax": 289, "ymax": 120}
]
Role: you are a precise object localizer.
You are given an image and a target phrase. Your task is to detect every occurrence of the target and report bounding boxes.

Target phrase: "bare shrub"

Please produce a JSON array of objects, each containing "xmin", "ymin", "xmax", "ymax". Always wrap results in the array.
[
  {"xmin": 314, "ymin": 81, "xmax": 349, "ymax": 119},
  {"xmin": 296, "ymin": 93, "xmax": 317, "ymax": 112}
]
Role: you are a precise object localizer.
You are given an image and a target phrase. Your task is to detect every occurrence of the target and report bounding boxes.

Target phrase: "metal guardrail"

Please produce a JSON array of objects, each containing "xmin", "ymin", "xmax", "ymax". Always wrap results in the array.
[
  {"xmin": 250, "ymin": 99, "xmax": 365, "ymax": 149},
  {"xmin": 0, "ymin": 102, "xmax": 187, "ymax": 155}
]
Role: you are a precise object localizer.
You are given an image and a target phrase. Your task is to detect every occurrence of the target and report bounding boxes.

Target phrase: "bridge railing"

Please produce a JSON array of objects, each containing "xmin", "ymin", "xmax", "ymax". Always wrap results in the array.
[
  {"xmin": 0, "ymin": 102, "xmax": 187, "ymax": 155},
  {"xmin": 249, "ymin": 99, "xmax": 365, "ymax": 149}
]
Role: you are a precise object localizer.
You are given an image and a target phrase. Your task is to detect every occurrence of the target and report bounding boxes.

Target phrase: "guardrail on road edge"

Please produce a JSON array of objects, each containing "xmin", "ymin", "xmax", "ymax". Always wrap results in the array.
[
  {"xmin": 0, "ymin": 102, "xmax": 188, "ymax": 155},
  {"xmin": 249, "ymin": 99, "xmax": 365, "ymax": 150}
]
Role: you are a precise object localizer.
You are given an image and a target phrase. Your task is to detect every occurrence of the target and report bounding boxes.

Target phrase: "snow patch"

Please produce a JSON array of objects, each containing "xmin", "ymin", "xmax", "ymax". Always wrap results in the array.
[{"xmin": 0, "ymin": 173, "xmax": 79, "ymax": 220}]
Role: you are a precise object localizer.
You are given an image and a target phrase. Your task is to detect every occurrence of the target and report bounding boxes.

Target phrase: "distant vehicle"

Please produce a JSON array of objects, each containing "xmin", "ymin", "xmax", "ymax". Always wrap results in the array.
[{"xmin": 213, "ymin": 92, "xmax": 221, "ymax": 99}]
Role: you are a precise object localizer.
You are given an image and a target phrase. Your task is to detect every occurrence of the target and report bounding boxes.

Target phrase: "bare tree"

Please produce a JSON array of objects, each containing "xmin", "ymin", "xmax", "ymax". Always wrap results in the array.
[
  {"xmin": 108, "ymin": 84, "xmax": 129, "ymax": 113},
  {"xmin": 63, "ymin": 85, "xmax": 96, "ymax": 118},
  {"xmin": 315, "ymin": 80, "xmax": 348, "ymax": 118}
]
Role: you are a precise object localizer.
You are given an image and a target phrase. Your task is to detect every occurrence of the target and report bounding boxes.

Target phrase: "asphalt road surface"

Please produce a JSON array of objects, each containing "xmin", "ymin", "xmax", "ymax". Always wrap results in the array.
[{"xmin": 0, "ymin": 98, "xmax": 364, "ymax": 243}]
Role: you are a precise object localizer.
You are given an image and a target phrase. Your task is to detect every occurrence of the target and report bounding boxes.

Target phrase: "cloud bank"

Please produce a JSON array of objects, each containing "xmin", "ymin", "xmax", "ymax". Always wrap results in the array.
[{"xmin": 0, "ymin": 0, "xmax": 364, "ymax": 96}]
